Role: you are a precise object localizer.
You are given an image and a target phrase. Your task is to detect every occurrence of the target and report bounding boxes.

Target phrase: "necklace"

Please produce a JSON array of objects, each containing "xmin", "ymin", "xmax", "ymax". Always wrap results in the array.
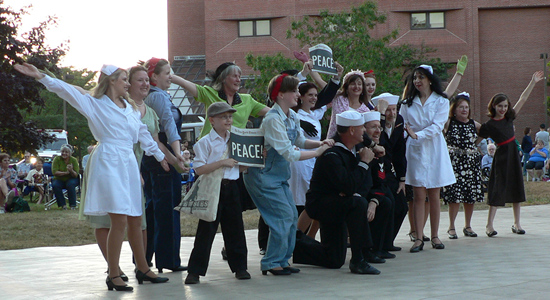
[{"xmin": 136, "ymin": 101, "xmax": 145, "ymax": 107}]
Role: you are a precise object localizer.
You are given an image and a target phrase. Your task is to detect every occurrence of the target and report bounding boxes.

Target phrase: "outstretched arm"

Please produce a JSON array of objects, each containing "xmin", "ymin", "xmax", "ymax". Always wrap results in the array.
[
  {"xmin": 514, "ymin": 71, "xmax": 545, "ymax": 115},
  {"xmin": 14, "ymin": 63, "xmax": 45, "ymax": 79},
  {"xmin": 444, "ymin": 55, "xmax": 468, "ymax": 97}
]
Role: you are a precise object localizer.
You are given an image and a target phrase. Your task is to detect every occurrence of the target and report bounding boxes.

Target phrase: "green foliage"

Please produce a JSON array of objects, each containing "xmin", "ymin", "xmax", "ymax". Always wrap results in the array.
[
  {"xmin": 0, "ymin": 3, "xmax": 67, "ymax": 154},
  {"xmin": 246, "ymin": 1, "xmax": 450, "ymax": 100},
  {"xmin": 244, "ymin": 52, "xmax": 302, "ymax": 103}
]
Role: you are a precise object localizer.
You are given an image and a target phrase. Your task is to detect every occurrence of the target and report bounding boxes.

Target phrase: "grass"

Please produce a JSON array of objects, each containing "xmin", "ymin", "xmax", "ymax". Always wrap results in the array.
[{"xmin": 1, "ymin": 180, "xmax": 548, "ymax": 250}]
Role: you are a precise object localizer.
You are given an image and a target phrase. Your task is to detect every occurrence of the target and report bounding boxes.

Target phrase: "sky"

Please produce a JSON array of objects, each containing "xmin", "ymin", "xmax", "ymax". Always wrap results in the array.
[{"xmin": 5, "ymin": 0, "xmax": 168, "ymax": 71}]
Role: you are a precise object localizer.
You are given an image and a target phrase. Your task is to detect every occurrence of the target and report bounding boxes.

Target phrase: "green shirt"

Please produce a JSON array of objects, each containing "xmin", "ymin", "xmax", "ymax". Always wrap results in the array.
[
  {"xmin": 52, "ymin": 155, "xmax": 79, "ymax": 182},
  {"xmin": 195, "ymin": 85, "xmax": 266, "ymax": 138}
]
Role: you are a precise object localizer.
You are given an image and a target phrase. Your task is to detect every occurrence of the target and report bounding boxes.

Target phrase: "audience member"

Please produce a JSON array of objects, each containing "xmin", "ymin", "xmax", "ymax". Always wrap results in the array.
[
  {"xmin": 521, "ymin": 127, "xmax": 533, "ymax": 175},
  {"xmin": 482, "ymin": 144, "xmax": 496, "ymax": 171},
  {"xmin": 51, "ymin": 144, "xmax": 80, "ymax": 210},
  {"xmin": 81, "ymin": 145, "xmax": 95, "ymax": 171},
  {"xmin": 526, "ymin": 139, "xmax": 548, "ymax": 181},
  {"xmin": 535, "ymin": 124, "xmax": 549, "ymax": 151},
  {"xmin": 0, "ymin": 153, "xmax": 16, "ymax": 213},
  {"xmin": 24, "ymin": 157, "xmax": 47, "ymax": 204}
]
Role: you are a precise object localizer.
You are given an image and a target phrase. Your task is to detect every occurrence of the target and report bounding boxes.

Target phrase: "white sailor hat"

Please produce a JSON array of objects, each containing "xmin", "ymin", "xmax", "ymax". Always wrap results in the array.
[
  {"xmin": 363, "ymin": 111, "xmax": 381, "ymax": 123},
  {"xmin": 371, "ymin": 92, "xmax": 399, "ymax": 107},
  {"xmin": 336, "ymin": 110, "xmax": 365, "ymax": 127},
  {"xmin": 101, "ymin": 64, "xmax": 119, "ymax": 76}
]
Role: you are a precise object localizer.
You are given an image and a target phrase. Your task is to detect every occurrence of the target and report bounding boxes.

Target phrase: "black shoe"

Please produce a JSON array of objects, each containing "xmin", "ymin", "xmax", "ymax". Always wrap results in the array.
[
  {"xmin": 431, "ymin": 237, "xmax": 445, "ymax": 249},
  {"xmin": 106, "ymin": 276, "xmax": 133, "ymax": 291},
  {"xmin": 486, "ymin": 230, "xmax": 498, "ymax": 237},
  {"xmin": 158, "ymin": 265, "xmax": 188, "ymax": 273},
  {"xmin": 511, "ymin": 225, "xmax": 526, "ymax": 234},
  {"xmin": 262, "ymin": 268, "xmax": 291, "ymax": 275},
  {"xmin": 375, "ymin": 250, "xmax": 396, "ymax": 259},
  {"xmin": 284, "ymin": 266, "xmax": 300, "ymax": 273},
  {"xmin": 147, "ymin": 261, "xmax": 153, "ymax": 267},
  {"xmin": 409, "ymin": 239, "xmax": 424, "ymax": 253},
  {"xmin": 259, "ymin": 248, "xmax": 266, "ymax": 255},
  {"xmin": 221, "ymin": 247, "xmax": 228, "ymax": 260},
  {"xmin": 185, "ymin": 273, "xmax": 200, "ymax": 284},
  {"xmin": 235, "ymin": 270, "xmax": 251, "ymax": 280},
  {"xmin": 364, "ymin": 251, "xmax": 385, "ymax": 264},
  {"xmin": 136, "ymin": 269, "xmax": 169, "ymax": 284},
  {"xmin": 447, "ymin": 229, "xmax": 458, "ymax": 239},
  {"xmin": 422, "ymin": 235, "xmax": 430, "ymax": 242},
  {"xmin": 349, "ymin": 260, "xmax": 380, "ymax": 275},
  {"xmin": 386, "ymin": 246, "xmax": 401, "ymax": 252},
  {"xmin": 463, "ymin": 227, "xmax": 478, "ymax": 237},
  {"xmin": 120, "ymin": 272, "xmax": 129, "ymax": 282}
]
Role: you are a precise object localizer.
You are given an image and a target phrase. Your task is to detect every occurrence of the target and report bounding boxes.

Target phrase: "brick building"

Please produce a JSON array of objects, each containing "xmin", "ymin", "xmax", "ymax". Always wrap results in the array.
[{"xmin": 167, "ymin": 0, "xmax": 550, "ymax": 136}]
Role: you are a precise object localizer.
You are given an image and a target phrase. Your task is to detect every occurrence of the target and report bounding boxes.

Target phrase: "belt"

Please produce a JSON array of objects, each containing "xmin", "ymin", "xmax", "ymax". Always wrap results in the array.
[
  {"xmin": 221, "ymin": 179, "xmax": 235, "ymax": 185},
  {"xmin": 497, "ymin": 136, "xmax": 515, "ymax": 147}
]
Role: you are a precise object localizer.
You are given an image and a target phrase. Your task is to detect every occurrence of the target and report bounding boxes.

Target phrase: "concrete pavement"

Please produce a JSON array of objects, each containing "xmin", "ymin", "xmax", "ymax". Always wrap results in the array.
[{"xmin": 1, "ymin": 204, "xmax": 550, "ymax": 299}]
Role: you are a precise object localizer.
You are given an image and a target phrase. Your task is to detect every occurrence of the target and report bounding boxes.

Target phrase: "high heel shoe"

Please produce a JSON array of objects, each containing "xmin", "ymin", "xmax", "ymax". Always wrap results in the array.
[
  {"xmin": 486, "ymin": 229, "xmax": 498, "ymax": 237},
  {"xmin": 463, "ymin": 227, "xmax": 478, "ymax": 237},
  {"xmin": 447, "ymin": 228, "xmax": 458, "ymax": 239},
  {"xmin": 136, "ymin": 269, "xmax": 169, "ymax": 284},
  {"xmin": 409, "ymin": 239, "xmax": 424, "ymax": 253},
  {"xmin": 106, "ymin": 276, "xmax": 133, "ymax": 291},
  {"xmin": 431, "ymin": 237, "xmax": 445, "ymax": 249},
  {"xmin": 511, "ymin": 225, "xmax": 526, "ymax": 234},
  {"xmin": 106, "ymin": 268, "xmax": 128, "ymax": 282},
  {"xmin": 407, "ymin": 231, "xmax": 416, "ymax": 242},
  {"xmin": 262, "ymin": 268, "xmax": 291, "ymax": 275}
]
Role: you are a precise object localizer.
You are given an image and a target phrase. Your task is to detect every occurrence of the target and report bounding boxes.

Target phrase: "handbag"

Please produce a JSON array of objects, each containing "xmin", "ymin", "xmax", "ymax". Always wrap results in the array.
[{"xmin": 174, "ymin": 146, "xmax": 227, "ymax": 222}]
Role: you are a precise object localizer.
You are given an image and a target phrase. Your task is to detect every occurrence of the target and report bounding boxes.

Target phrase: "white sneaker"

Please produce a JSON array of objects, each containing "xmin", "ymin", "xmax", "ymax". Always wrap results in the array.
[
  {"xmin": 0, "ymin": 207, "xmax": 5, "ymax": 214},
  {"xmin": 5, "ymin": 190, "xmax": 15, "ymax": 206}
]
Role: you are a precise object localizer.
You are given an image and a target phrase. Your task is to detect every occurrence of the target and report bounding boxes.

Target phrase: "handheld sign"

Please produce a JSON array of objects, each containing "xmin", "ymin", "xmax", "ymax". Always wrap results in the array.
[
  {"xmin": 309, "ymin": 43, "xmax": 338, "ymax": 76},
  {"xmin": 230, "ymin": 126, "xmax": 265, "ymax": 167}
]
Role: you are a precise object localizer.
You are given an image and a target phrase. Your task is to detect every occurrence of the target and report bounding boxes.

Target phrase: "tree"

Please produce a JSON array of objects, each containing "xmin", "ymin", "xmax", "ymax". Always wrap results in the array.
[
  {"xmin": 0, "ymin": 3, "xmax": 67, "ymax": 154},
  {"xmin": 245, "ymin": 1, "xmax": 450, "ymax": 100}
]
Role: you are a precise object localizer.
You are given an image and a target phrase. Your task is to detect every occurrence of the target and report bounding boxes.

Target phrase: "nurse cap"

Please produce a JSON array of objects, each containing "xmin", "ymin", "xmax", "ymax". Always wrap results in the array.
[
  {"xmin": 336, "ymin": 110, "xmax": 365, "ymax": 127},
  {"xmin": 101, "ymin": 64, "xmax": 119, "ymax": 76}
]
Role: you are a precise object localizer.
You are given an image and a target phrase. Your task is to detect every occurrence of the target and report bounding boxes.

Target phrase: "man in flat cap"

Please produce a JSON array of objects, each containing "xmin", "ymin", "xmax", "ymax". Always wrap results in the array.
[{"xmin": 293, "ymin": 111, "xmax": 380, "ymax": 275}]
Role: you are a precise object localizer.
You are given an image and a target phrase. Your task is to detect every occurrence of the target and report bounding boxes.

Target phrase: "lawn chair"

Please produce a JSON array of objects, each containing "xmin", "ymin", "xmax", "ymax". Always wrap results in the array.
[{"xmin": 181, "ymin": 169, "xmax": 195, "ymax": 198}]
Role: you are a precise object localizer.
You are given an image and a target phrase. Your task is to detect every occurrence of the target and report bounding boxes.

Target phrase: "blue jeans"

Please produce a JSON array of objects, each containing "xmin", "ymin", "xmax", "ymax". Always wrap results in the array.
[
  {"xmin": 244, "ymin": 147, "xmax": 298, "ymax": 271},
  {"xmin": 52, "ymin": 178, "xmax": 79, "ymax": 208}
]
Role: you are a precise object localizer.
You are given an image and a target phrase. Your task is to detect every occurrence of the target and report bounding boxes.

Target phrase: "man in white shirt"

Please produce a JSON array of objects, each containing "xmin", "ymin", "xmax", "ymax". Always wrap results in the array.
[{"xmin": 535, "ymin": 124, "xmax": 549, "ymax": 151}]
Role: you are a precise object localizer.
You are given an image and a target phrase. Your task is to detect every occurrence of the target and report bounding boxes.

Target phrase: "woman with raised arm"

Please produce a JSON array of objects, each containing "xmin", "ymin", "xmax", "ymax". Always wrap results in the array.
[
  {"xmin": 14, "ymin": 62, "xmax": 170, "ymax": 291},
  {"xmin": 442, "ymin": 92, "xmax": 484, "ymax": 239},
  {"xmin": 479, "ymin": 71, "xmax": 544, "ymax": 237}
]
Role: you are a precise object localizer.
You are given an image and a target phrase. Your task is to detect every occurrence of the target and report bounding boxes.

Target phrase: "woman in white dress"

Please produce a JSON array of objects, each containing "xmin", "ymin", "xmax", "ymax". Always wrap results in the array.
[
  {"xmin": 15, "ymin": 62, "xmax": 170, "ymax": 291},
  {"xmin": 399, "ymin": 65, "xmax": 456, "ymax": 253}
]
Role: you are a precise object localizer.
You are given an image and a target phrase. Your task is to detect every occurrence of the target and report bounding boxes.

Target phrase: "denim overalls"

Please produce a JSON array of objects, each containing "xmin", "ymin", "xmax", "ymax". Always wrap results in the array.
[{"xmin": 244, "ymin": 107, "xmax": 300, "ymax": 271}]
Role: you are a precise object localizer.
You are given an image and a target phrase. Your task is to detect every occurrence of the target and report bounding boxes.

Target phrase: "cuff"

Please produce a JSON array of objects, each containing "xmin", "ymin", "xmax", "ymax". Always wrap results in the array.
[
  {"xmin": 369, "ymin": 198, "xmax": 379, "ymax": 206},
  {"xmin": 330, "ymin": 78, "xmax": 340, "ymax": 85},
  {"xmin": 399, "ymin": 177, "xmax": 406, "ymax": 182},
  {"xmin": 358, "ymin": 161, "xmax": 369, "ymax": 170},
  {"xmin": 297, "ymin": 72, "xmax": 307, "ymax": 82}
]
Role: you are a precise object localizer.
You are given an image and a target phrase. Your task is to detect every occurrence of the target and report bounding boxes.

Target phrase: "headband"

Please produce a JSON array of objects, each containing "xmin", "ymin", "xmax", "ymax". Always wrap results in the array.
[
  {"xmin": 146, "ymin": 57, "xmax": 162, "ymax": 81},
  {"xmin": 419, "ymin": 64, "xmax": 433, "ymax": 74},
  {"xmin": 342, "ymin": 69, "xmax": 365, "ymax": 84},
  {"xmin": 454, "ymin": 91, "xmax": 471, "ymax": 102},
  {"xmin": 270, "ymin": 74, "xmax": 288, "ymax": 101}
]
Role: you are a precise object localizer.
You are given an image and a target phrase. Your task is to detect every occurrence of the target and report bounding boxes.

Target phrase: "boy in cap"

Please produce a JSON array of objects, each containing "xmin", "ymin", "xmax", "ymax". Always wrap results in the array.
[
  {"xmin": 185, "ymin": 102, "xmax": 250, "ymax": 284},
  {"xmin": 293, "ymin": 110, "xmax": 380, "ymax": 275}
]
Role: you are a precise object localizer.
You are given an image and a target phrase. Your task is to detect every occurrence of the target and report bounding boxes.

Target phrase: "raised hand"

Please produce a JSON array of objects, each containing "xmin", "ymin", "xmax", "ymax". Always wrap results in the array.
[
  {"xmin": 533, "ymin": 70, "xmax": 545, "ymax": 83},
  {"xmin": 13, "ymin": 63, "xmax": 44, "ymax": 79}
]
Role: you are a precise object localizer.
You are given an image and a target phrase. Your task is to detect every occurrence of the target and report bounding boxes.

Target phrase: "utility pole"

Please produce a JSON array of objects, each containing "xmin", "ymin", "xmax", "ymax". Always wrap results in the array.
[{"xmin": 541, "ymin": 53, "xmax": 548, "ymax": 127}]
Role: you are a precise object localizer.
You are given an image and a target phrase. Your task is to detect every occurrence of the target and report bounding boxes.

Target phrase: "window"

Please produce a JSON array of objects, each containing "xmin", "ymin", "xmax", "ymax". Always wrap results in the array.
[
  {"xmin": 411, "ymin": 12, "xmax": 445, "ymax": 29},
  {"xmin": 239, "ymin": 20, "xmax": 271, "ymax": 37}
]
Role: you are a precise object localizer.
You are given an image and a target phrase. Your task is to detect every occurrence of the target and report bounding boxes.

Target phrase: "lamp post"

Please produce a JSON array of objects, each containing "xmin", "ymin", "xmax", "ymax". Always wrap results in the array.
[{"xmin": 541, "ymin": 53, "xmax": 548, "ymax": 127}]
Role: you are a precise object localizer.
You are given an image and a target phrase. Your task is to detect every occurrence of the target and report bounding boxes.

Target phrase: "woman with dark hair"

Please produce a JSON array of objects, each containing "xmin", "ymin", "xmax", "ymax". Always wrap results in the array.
[
  {"xmin": 172, "ymin": 62, "xmax": 269, "ymax": 138},
  {"xmin": 326, "ymin": 70, "xmax": 371, "ymax": 139},
  {"xmin": 521, "ymin": 127, "xmax": 533, "ymax": 175},
  {"xmin": 442, "ymin": 92, "xmax": 484, "ymax": 239},
  {"xmin": 15, "ymin": 62, "xmax": 169, "ymax": 291},
  {"xmin": 400, "ymin": 65, "xmax": 456, "ymax": 252},
  {"xmin": 244, "ymin": 74, "xmax": 331, "ymax": 275},
  {"xmin": 141, "ymin": 57, "xmax": 188, "ymax": 274},
  {"xmin": 290, "ymin": 82, "xmax": 335, "ymax": 237},
  {"xmin": 479, "ymin": 71, "xmax": 544, "ymax": 237}
]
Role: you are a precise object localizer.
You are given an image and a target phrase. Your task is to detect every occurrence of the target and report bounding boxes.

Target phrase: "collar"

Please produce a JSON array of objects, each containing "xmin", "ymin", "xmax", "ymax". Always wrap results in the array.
[
  {"xmin": 149, "ymin": 86, "xmax": 171, "ymax": 97},
  {"xmin": 207, "ymin": 127, "xmax": 230, "ymax": 143},
  {"xmin": 272, "ymin": 103, "xmax": 294, "ymax": 122},
  {"xmin": 218, "ymin": 90, "xmax": 242, "ymax": 106},
  {"xmin": 335, "ymin": 142, "xmax": 355, "ymax": 155}
]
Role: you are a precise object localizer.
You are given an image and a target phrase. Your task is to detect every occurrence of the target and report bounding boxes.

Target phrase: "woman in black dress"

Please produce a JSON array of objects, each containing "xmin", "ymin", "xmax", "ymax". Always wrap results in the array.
[{"xmin": 478, "ymin": 71, "xmax": 544, "ymax": 237}]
